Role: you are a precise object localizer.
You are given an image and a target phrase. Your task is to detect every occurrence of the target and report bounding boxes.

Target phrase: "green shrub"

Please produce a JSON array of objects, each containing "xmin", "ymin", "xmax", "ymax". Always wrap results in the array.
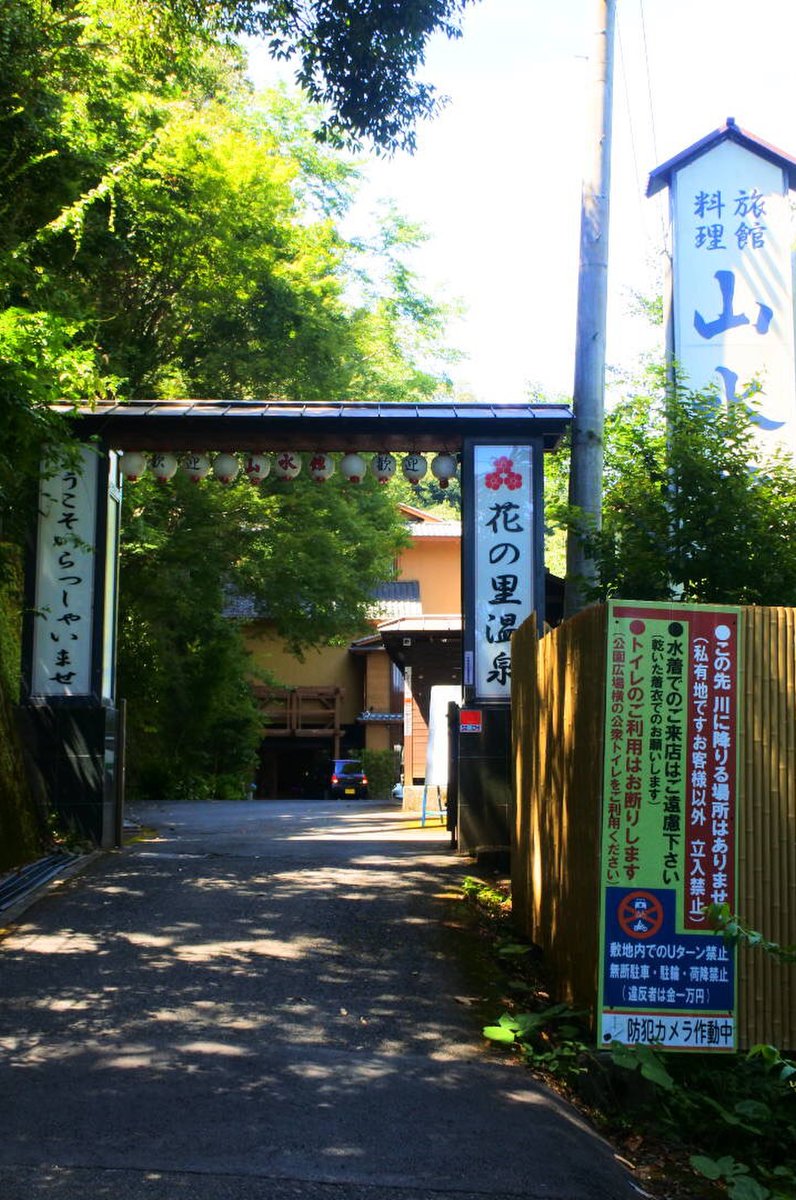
[{"xmin": 361, "ymin": 748, "xmax": 400, "ymax": 800}]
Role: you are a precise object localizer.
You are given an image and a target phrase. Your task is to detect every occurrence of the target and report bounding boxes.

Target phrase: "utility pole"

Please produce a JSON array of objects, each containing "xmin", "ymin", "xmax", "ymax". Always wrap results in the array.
[{"xmin": 564, "ymin": 0, "xmax": 617, "ymax": 617}]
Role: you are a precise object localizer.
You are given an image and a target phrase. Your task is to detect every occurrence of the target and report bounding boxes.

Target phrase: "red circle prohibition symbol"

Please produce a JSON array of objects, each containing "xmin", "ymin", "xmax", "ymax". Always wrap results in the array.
[{"xmin": 617, "ymin": 891, "xmax": 664, "ymax": 940}]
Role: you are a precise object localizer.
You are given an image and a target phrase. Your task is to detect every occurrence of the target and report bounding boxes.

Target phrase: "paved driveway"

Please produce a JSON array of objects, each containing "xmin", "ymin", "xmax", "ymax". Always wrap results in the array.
[{"xmin": 0, "ymin": 799, "xmax": 639, "ymax": 1199}]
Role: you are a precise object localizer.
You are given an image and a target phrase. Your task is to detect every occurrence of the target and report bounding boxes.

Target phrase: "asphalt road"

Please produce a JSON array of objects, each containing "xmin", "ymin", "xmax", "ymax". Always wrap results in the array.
[{"xmin": 0, "ymin": 799, "xmax": 641, "ymax": 1200}]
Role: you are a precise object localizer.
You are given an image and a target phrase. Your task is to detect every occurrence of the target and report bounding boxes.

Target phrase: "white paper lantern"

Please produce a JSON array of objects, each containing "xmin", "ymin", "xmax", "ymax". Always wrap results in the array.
[
  {"xmin": 308, "ymin": 452, "xmax": 335, "ymax": 483},
  {"xmin": 212, "ymin": 452, "xmax": 240, "ymax": 484},
  {"xmin": 119, "ymin": 451, "xmax": 147, "ymax": 483},
  {"xmin": 370, "ymin": 452, "xmax": 396, "ymax": 484},
  {"xmin": 180, "ymin": 452, "xmax": 211, "ymax": 483},
  {"xmin": 340, "ymin": 452, "xmax": 366, "ymax": 484},
  {"xmin": 150, "ymin": 452, "xmax": 178, "ymax": 484},
  {"xmin": 243, "ymin": 453, "xmax": 271, "ymax": 484},
  {"xmin": 273, "ymin": 451, "xmax": 302, "ymax": 481},
  {"xmin": 430, "ymin": 452, "xmax": 458, "ymax": 489},
  {"xmin": 402, "ymin": 452, "xmax": 428, "ymax": 485}
]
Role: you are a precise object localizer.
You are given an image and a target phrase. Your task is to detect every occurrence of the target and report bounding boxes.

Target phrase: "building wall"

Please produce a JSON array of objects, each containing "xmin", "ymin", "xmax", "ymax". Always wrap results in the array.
[
  {"xmin": 364, "ymin": 651, "xmax": 392, "ymax": 711},
  {"xmin": 244, "ymin": 625, "xmax": 361, "ymax": 725},
  {"xmin": 398, "ymin": 537, "xmax": 460, "ymax": 613},
  {"xmin": 243, "ymin": 515, "xmax": 462, "ymax": 789},
  {"xmin": 360, "ymin": 652, "xmax": 402, "ymax": 755}
]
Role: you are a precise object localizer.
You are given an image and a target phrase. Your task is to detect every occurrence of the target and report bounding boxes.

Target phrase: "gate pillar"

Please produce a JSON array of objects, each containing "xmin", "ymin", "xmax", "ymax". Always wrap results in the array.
[{"xmin": 20, "ymin": 446, "xmax": 123, "ymax": 847}]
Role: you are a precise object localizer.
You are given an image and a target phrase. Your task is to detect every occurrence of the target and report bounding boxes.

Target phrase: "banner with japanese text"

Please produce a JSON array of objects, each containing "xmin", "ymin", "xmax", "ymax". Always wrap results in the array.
[
  {"xmin": 598, "ymin": 601, "xmax": 742, "ymax": 1051},
  {"xmin": 31, "ymin": 448, "xmax": 99, "ymax": 697},
  {"xmin": 671, "ymin": 139, "xmax": 796, "ymax": 451},
  {"xmin": 472, "ymin": 445, "xmax": 534, "ymax": 700}
]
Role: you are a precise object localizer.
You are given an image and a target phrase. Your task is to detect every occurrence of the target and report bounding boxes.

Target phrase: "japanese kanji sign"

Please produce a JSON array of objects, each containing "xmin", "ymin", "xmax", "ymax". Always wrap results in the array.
[
  {"xmin": 598, "ymin": 601, "xmax": 742, "ymax": 1051},
  {"xmin": 472, "ymin": 445, "xmax": 534, "ymax": 701},
  {"xmin": 671, "ymin": 138, "xmax": 796, "ymax": 448},
  {"xmin": 31, "ymin": 448, "xmax": 99, "ymax": 697}
]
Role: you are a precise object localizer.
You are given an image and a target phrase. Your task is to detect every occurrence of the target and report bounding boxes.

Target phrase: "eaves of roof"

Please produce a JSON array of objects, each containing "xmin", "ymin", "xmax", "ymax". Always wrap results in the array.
[
  {"xmin": 53, "ymin": 399, "xmax": 572, "ymax": 453},
  {"xmin": 647, "ymin": 117, "xmax": 796, "ymax": 197}
]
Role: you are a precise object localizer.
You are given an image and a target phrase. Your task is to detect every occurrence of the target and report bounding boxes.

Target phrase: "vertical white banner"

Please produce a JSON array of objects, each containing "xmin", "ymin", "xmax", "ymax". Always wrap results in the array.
[
  {"xmin": 403, "ymin": 665, "xmax": 413, "ymax": 736},
  {"xmin": 31, "ymin": 448, "xmax": 98, "ymax": 697},
  {"xmin": 473, "ymin": 445, "xmax": 534, "ymax": 700},
  {"xmin": 671, "ymin": 140, "xmax": 796, "ymax": 449}
]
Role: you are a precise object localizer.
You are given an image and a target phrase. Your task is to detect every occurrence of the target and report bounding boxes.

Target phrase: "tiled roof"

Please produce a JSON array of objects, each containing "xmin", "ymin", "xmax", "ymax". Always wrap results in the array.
[
  {"xmin": 222, "ymin": 591, "xmax": 263, "ymax": 619},
  {"xmin": 54, "ymin": 398, "xmax": 572, "ymax": 452},
  {"xmin": 407, "ymin": 521, "xmax": 461, "ymax": 538},
  {"xmin": 369, "ymin": 580, "xmax": 422, "ymax": 620},
  {"xmin": 377, "ymin": 615, "xmax": 461, "ymax": 633}
]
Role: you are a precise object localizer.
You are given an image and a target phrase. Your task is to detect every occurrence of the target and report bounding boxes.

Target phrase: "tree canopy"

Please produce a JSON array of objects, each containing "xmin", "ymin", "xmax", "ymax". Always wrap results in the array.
[
  {"xmin": 1, "ymin": 1, "xmax": 458, "ymax": 542},
  {"xmin": 1, "ymin": 0, "xmax": 461, "ymax": 800},
  {"xmin": 197, "ymin": 0, "xmax": 480, "ymax": 152},
  {"xmin": 549, "ymin": 370, "xmax": 796, "ymax": 607}
]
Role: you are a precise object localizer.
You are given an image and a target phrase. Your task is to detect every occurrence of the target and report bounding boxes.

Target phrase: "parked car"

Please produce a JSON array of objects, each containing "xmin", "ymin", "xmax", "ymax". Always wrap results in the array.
[{"xmin": 327, "ymin": 759, "xmax": 368, "ymax": 799}]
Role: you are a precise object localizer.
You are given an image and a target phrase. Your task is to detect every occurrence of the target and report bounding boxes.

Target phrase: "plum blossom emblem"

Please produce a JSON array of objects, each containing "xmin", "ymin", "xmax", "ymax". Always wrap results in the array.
[{"xmin": 485, "ymin": 455, "xmax": 522, "ymax": 491}]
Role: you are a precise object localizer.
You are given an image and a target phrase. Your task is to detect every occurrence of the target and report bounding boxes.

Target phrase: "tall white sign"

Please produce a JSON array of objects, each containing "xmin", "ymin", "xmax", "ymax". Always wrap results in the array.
[
  {"xmin": 670, "ymin": 138, "xmax": 796, "ymax": 448},
  {"xmin": 31, "ymin": 448, "xmax": 99, "ymax": 697},
  {"xmin": 473, "ymin": 445, "xmax": 535, "ymax": 700}
]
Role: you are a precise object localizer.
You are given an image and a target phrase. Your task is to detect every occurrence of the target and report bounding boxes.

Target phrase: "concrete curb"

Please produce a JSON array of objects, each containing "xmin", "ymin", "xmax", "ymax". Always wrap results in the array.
[{"xmin": 0, "ymin": 849, "xmax": 103, "ymax": 928}]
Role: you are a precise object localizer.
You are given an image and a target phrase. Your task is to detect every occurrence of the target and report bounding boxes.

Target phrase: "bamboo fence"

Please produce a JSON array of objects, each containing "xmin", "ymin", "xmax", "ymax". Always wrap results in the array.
[{"xmin": 511, "ymin": 604, "xmax": 796, "ymax": 1050}]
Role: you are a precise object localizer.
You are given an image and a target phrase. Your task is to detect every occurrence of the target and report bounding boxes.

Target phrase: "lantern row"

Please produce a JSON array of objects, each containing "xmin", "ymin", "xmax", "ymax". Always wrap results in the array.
[{"xmin": 118, "ymin": 450, "xmax": 459, "ymax": 488}]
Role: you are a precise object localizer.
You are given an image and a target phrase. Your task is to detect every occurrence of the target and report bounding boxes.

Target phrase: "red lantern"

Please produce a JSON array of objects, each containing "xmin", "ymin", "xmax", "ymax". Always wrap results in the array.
[
  {"xmin": 340, "ymin": 452, "xmax": 366, "ymax": 483},
  {"xmin": 370, "ymin": 452, "xmax": 396, "ymax": 484},
  {"xmin": 243, "ymin": 453, "xmax": 271, "ymax": 484},
  {"xmin": 430, "ymin": 452, "xmax": 457, "ymax": 489},
  {"xmin": 212, "ymin": 453, "xmax": 240, "ymax": 484},
  {"xmin": 180, "ymin": 452, "xmax": 211, "ymax": 483},
  {"xmin": 119, "ymin": 451, "xmax": 147, "ymax": 483},
  {"xmin": 150, "ymin": 452, "xmax": 178, "ymax": 484},
  {"xmin": 402, "ymin": 453, "xmax": 427, "ymax": 485},
  {"xmin": 273, "ymin": 451, "xmax": 302, "ymax": 481},
  {"xmin": 309, "ymin": 452, "xmax": 335, "ymax": 483}
]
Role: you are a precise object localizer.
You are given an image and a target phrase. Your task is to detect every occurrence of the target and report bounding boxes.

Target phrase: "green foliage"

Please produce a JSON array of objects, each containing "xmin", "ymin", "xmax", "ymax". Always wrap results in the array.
[
  {"xmin": 1, "ymin": 1, "xmax": 457, "ymax": 535},
  {"xmin": 483, "ymin": 1004, "xmax": 591, "ymax": 1081},
  {"xmin": 119, "ymin": 477, "xmax": 264, "ymax": 800},
  {"xmin": 0, "ymin": 566, "xmax": 45, "ymax": 868},
  {"xmin": 361, "ymin": 748, "xmax": 400, "ymax": 800},
  {"xmin": 690, "ymin": 1155, "xmax": 775, "ymax": 1200},
  {"xmin": 461, "ymin": 874, "xmax": 511, "ymax": 913},
  {"xmin": 1, "ymin": 0, "xmax": 459, "ymax": 806},
  {"xmin": 708, "ymin": 903, "xmax": 796, "ymax": 967},
  {"xmin": 228, "ymin": 0, "xmax": 479, "ymax": 152},
  {"xmin": 550, "ymin": 370, "xmax": 796, "ymax": 605},
  {"xmin": 609, "ymin": 1040, "xmax": 675, "ymax": 1091},
  {"xmin": 119, "ymin": 470, "xmax": 407, "ymax": 798},
  {"xmin": 468, "ymin": 868, "xmax": 796, "ymax": 1197}
]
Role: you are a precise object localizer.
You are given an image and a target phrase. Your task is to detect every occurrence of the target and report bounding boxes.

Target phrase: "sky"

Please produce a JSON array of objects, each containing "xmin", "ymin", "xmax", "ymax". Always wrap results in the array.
[{"xmin": 245, "ymin": 0, "xmax": 796, "ymax": 405}]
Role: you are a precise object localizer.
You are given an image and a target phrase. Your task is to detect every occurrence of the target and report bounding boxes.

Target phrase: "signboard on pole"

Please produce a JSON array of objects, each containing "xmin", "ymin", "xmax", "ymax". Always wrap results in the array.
[
  {"xmin": 598, "ymin": 600, "xmax": 742, "ymax": 1051},
  {"xmin": 649, "ymin": 120, "xmax": 796, "ymax": 451}
]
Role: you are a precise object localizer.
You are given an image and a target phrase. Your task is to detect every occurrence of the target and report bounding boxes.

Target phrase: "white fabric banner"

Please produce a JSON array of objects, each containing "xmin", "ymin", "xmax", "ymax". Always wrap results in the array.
[
  {"xmin": 473, "ymin": 445, "xmax": 534, "ymax": 700},
  {"xmin": 671, "ymin": 140, "xmax": 796, "ymax": 450},
  {"xmin": 31, "ymin": 448, "xmax": 98, "ymax": 697}
]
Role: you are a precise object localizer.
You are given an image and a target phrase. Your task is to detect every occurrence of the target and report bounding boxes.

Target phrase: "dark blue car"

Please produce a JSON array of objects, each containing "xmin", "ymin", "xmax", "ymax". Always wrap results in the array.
[{"xmin": 328, "ymin": 759, "xmax": 368, "ymax": 799}]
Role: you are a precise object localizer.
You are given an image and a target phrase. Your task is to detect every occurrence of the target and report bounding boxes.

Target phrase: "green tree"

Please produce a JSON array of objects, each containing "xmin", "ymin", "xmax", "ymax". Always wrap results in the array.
[
  {"xmin": 210, "ymin": 0, "xmax": 480, "ymax": 152},
  {"xmin": 118, "ymin": 469, "xmax": 407, "ymax": 799},
  {"xmin": 0, "ymin": 1, "xmax": 239, "ymax": 541},
  {"xmin": 552, "ymin": 370, "xmax": 796, "ymax": 606},
  {"xmin": 1, "ymin": 0, "xmax": 459, "ymax": 802}
]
